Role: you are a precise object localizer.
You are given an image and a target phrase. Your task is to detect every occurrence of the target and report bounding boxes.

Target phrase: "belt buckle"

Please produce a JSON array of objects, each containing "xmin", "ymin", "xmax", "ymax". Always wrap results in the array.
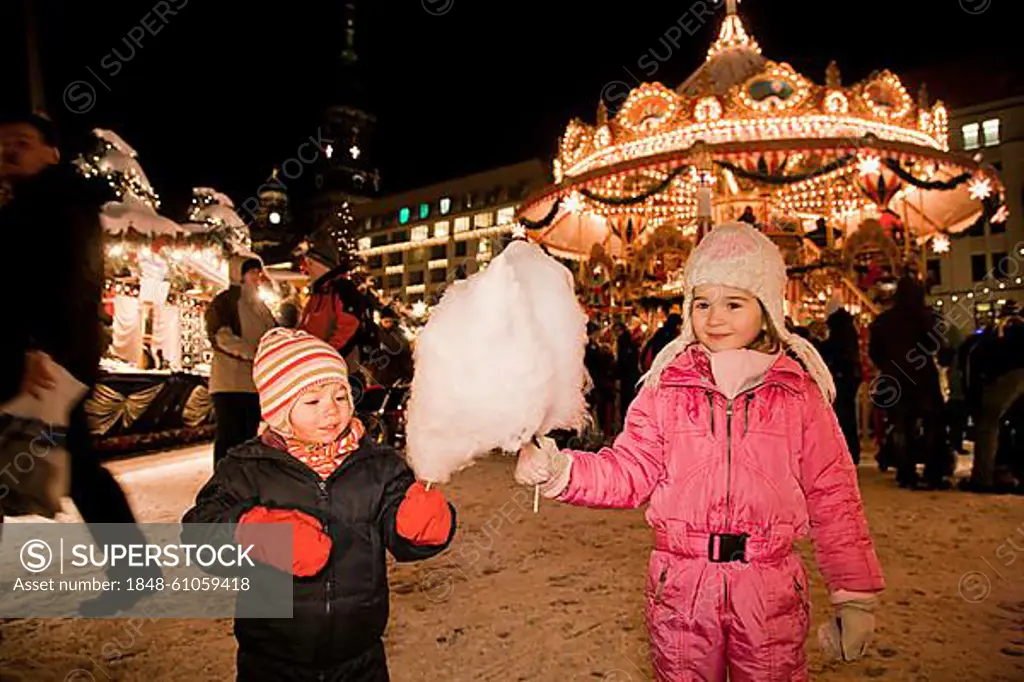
[{"xmin": 708, "ymin": 533, "xmax": 749, "ymax": 563}]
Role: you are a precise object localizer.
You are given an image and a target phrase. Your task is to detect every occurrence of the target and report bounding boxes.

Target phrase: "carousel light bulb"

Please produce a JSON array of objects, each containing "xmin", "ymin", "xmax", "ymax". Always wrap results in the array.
[
  {"xmin": 951, "ymin": 294, "xmax": 958, "ymax": 302},
  {"xmin": 999, "ymin": 282, "xmax": 1006, "ymax": 289},
  {"xmin": 983, "ymin": 287, "xmax": 991, "ymax": 295},
  {"xmin": 967, "ymin": 292, "xmax": 974, "ymax": 299}
]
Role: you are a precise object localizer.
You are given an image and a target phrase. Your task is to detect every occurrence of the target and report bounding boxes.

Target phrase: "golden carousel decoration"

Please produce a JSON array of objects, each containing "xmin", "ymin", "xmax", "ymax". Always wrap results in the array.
[{"xmin": 517, "ymin": 0, "xmax": 1006, "ymax": 321}]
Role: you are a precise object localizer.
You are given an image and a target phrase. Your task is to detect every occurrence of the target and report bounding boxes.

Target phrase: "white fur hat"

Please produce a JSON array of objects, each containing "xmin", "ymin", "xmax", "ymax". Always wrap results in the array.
[{"xmin": 646, "ymin": 222, "xmax": 836, "ymax": 401}]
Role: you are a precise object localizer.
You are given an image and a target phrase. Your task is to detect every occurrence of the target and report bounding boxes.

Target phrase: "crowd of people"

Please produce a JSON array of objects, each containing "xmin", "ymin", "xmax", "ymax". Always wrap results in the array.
[{"xmin": 582, "ymin": 275, "xmax": 1024, "ymax": 494}]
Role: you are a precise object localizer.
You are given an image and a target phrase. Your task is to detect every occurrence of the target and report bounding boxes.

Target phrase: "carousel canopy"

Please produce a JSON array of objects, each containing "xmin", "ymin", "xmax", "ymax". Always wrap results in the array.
[{"xmin": 519, "ymin": 1, "xmax": 1006, "ymax": 260}]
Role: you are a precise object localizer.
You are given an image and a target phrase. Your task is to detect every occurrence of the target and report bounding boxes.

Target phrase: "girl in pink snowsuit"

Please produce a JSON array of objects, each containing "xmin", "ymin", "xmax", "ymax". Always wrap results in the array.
[{"xmin": 517, "ymin": 223, "xmax": 884, "ymax": 682}]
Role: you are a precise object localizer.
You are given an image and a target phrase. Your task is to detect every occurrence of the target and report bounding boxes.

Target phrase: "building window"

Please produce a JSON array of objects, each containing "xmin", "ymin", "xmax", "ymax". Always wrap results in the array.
[
  {"xmin": 408, "ymin": 270, "xmax": 425, "ymax": 285},
  {"xmin": 368, "ymin": 255, "xmax": 383, "ymax": 269},
  {"xmin": 430, "ymin": 244, "xmax": 447, "ymax": 260},
  {"xmin": 971, "ymin": 254, "xmax": 988, "ymax": 282},
  {"xmin": 419, "ymin": 203, "xmax": 430, "ymax": 220},
  {"xmin": 497, "ymin": 206, "xmax": 516, "ymax": 224},
  {"xmin": 357, "ymin": 237, "xmax": 371, "ymax": 251},
  {"xmin": 433, "ymin": 221, "xmax": 450, "ymax": 239},
  {"xmin": 992, "ymin": 252, "xmax": 1009, "ymax": 277},
  {"xmin": 961, "ymin": 123, "xmax": 980, "ymax": 151},
  {"xmin": 386, "ymin": 252, "xmax": 404, "ymax": 267},
  {"xmin": 455, "ymin": 265, "xmax": 467, "ymax": 280},
  {"xmin": 399, "ymin": 207, "xmax": 411, "ymax": 225},
  {"xmin": 439, "ymin": 197, "xmax": 451, "ymax": 215},
  {"xmin": 390, "ymin": 230, "xmax": 407, "ymax": 244},
  {"xmin": 474, "ymin": 212, "xmax": 494, "ymax": 229},
  {"xmin": 926, "ymin": 259, "xmax": 942, "ymax": 287},
  {"xmin": 371, "ymin": 234, "xmax": 387, "ymax": 248},
  {"xmin": 411, "ymin": 225, "xmax": 429, "ymax": 242},
  {"xmin": 454, "ymin": 217, "xmax": 470, "ymax": 233},
  {"xmin": 407, "ymin": 247, "xmax": 426, "ymax": 265},
  {"xmin": 983, "ymin": 118, "xmax": 1000, "ymax": 147},
  {"xmin": 430, "ymin": 268, "xmax": 447, "ymax": 284},
  {"xmin": 455, "ymin": 241, "xmax": 468, "ymax": 257},
  {"xmin": 386, "ymin": 274, "xmax": 403, "ymax": 289}
]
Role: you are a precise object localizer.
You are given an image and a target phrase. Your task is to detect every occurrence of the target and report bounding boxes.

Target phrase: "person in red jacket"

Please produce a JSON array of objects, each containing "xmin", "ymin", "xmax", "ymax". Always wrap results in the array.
[
  {"xmin": 183, "ymin": 328, "xmax": 456, "ymax": 681},
  {"xmin": 516, "ymin": 223, "xmax": 883, "ymax": 682}
]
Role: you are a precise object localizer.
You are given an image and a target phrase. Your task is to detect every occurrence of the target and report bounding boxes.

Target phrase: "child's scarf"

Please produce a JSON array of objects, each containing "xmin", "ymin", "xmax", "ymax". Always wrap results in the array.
[{"xmin": 267, "ymin": 417, "xmax": 366, "ymax": 479}]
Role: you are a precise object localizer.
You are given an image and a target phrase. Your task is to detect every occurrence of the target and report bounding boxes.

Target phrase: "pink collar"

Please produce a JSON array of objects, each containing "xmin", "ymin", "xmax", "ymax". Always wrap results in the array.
[{"xmin": 704, "ymin": 347, "xmax": 780, "ymax": 399}]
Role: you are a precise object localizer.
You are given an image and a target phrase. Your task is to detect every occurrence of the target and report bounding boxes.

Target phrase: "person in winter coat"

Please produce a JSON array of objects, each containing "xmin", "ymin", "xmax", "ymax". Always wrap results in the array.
[
  {"xmin": 515, "ymin": 223, "xmax": 884, "ymax": 682},
  {"xmin": 182, "ymin": 329, "xmax": 456, "ymax": 681},
  {"xmin": 615, "ymin": 321, "xmax": 641, "ymax": 430},
  {"xmin": 206, "ymin": 257, "xmax": 277, "ymax": 464},
  {"xmin": 868, "ymin": 276, "xmax": 950, "ymax": 489},
  {"xmin": 819, "ymin": 306, "xmax": 863, "ymax": 464},
  {"xmin": 0, "ymin": 111, "xmax": 158, "ymax": 615},
  {"xmin": 299, "ymin": 231, "xmax": 374, "ymax": 368},
  {"xmin": 584, "ymin": 323, "xmax": 617, "ymax": 441},
  {"xmin": 640, "ymin": 313, "xmax": 681, "ymax": 372},
  {"xmin": 369, "ymin": 307, "xmax": 413, "ymax": 388}
]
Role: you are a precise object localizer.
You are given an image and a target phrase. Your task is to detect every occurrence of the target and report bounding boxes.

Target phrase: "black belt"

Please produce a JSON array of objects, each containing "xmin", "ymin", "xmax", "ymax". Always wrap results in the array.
[{"xmin": 708, "ymin": 532, "xmax": 748, "ymax": 563}]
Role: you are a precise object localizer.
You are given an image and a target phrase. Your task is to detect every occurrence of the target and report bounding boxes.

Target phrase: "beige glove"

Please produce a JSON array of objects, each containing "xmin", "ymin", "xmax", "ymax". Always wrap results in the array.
[
  {"xmin": 818, "ymin": 595, "xmax": 877, "ymax": 661},
  {"xmin": 514, "ymin": 436, "xmax": 573, "ymax": 499}
]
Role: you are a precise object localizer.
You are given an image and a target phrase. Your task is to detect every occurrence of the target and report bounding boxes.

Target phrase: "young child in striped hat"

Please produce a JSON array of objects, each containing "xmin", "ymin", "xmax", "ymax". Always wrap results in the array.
[{"xmin": 183, "ymin": 328, "xmax": 456, "ymax": 682}]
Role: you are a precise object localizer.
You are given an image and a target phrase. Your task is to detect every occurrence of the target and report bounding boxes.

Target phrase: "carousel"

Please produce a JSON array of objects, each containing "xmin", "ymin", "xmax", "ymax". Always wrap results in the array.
[{"xmin": 517, "ymin": 0, "xmax": 1007, "ymax": 326}]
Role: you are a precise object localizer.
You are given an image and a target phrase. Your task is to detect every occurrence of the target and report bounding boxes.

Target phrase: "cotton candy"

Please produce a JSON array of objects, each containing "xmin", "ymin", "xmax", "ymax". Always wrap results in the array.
[{"xmin": 405, "ymin": 240, "xmax": 589, "ymax": 483}]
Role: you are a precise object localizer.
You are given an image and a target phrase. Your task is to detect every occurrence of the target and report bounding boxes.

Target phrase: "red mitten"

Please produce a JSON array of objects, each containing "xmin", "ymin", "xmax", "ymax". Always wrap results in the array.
[
  {"xmin": 396, "ymin": 482, "xmax": 452, "ymax": 546},
  {"xmin": 235, "ymin": 506, "xmax": 332, "ymax": 577}
]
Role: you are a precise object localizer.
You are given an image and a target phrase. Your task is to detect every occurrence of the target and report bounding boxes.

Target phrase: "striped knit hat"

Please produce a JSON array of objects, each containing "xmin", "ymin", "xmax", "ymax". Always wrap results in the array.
[{"xmin": 253, "ymin": 328, "xmax": 351, "ymax": 436}]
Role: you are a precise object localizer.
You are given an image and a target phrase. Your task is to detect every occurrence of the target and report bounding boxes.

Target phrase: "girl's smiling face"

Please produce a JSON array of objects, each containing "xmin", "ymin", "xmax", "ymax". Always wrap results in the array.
[
  {"xmin": 288, "ymin": 381, "xmax": 352, "ymax": 444},
  {"xmin": 691, "ymin": 284, "xmax": 765, "ymax": 352}
]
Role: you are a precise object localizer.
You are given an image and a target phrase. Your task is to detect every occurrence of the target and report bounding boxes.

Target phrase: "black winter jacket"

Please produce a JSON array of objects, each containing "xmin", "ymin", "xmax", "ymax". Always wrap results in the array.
[
  {"xmin": 0, "ymin": 163, "xmax": 105, "ymax": 399},
  {"xmin": 181, "ymin": 435, "xmax": 456, "ymax": 672}
]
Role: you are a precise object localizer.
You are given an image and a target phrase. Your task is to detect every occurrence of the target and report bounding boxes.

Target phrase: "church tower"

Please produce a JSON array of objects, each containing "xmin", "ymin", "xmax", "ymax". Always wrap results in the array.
[{"xmin": 308, "ymin": 0, "xmax": 380, "ymax": 232}]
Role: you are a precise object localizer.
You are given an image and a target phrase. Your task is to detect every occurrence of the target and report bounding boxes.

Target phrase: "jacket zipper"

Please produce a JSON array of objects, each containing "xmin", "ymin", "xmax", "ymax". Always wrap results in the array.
[
  {"xmin": 707, "ymin": 391, "xmax": 715, "ymax": 435},
  {"xmin": 654, "ymin": 566, "xmax": 668, "ymax": 604},
  {"xmin": 744, "ymin": 393, "xmax": 753, "ymax": 436},
  {"xmin": 726, "ymin": 399, "xmax": 733, "ymax": 527}
]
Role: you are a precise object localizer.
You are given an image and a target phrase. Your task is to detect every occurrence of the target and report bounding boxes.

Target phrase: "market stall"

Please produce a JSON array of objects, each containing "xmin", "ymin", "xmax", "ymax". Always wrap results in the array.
[{"xmin": 75, "ymin": 130, "xmax": 261, "ymax": 453}]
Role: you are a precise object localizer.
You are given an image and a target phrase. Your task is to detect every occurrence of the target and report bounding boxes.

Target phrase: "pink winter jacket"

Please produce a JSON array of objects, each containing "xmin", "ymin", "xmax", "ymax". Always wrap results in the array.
[{"xmin": 560, "ymin": 344, "xmax": 884, "ymax": 595}]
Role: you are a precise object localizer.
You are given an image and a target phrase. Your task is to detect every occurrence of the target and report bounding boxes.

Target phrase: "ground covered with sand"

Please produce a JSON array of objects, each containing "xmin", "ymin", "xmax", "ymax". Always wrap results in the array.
[{"xmin": 2, "ymin": 444, "xmax": 1023, "ymax": 681}]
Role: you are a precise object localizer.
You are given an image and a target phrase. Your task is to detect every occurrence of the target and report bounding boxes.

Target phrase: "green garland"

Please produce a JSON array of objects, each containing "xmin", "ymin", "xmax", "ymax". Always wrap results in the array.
[
  {"xmin": 579, "ymin": 165, "xmax": 693, "ymax": 206},
  {"xmin": 521, "ymin": 197, "xmax": 562, "ymax": 230},
  {"xmin": 882, "ymin": 159, "xmax": 972, "ymax": 191},
  {"xmin": 714, "ymin": 155, "xmax": 857, "ymax": 185}
]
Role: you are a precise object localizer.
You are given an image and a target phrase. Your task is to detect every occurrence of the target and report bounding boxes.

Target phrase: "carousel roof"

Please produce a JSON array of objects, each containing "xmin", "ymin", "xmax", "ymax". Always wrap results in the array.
[{"xmin": 521, "ymin": 1, "xmax": 1006, "ymax": 258}]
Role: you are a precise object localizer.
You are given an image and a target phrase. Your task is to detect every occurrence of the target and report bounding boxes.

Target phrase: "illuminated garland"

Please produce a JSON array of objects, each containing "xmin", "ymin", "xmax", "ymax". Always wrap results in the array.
[
  {"xmin": 579, "ymin": 165, "xmax": 692, "ymax": 206},
  {"xmin": 881, "ymin": 159, "xmax": 971, "ymax": 191},
  {"xmin": 715, "ymin": 155, "xmax": 856, "ymax": 185},
  {"xmin": 520, "ymin": 197, "xmax": 562, "ymax": 230}
]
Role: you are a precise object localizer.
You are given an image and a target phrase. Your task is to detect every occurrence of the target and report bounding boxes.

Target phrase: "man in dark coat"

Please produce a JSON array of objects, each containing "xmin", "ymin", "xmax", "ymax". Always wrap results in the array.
[
  {"xmin": 370, "ymin": 307, "xmax": 413, "ymax": 388},
  {"xmin": 819, "ymin": 308, "xmax": 863, "ymax": 464},
  {"xmin": 868, "ymin": 277, "xmax": 951, "ymax": 489},
  {"xmin": 614, "ymin": 321, "xmax": 640, "ymax": 429},
  {"xmin": 0, "ymin": 112, "xmax": 154, "ymax": 614}
]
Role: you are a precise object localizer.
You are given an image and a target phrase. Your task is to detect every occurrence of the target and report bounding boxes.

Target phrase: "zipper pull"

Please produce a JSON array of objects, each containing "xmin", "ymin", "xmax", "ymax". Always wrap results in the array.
[
  {"xmin": 744, "ymin": 394, "xmax": 753, "ymax": 436},
  {"xmin": 654, "ymin": 567, "xmax": 668, "ymax": 604}
]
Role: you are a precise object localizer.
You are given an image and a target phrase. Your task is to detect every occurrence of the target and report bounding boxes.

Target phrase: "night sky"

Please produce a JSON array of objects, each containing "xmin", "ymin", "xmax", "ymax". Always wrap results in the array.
[{"xmin": 2, "ymin": 0, "xmax": 1020, "ymax": 221}]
